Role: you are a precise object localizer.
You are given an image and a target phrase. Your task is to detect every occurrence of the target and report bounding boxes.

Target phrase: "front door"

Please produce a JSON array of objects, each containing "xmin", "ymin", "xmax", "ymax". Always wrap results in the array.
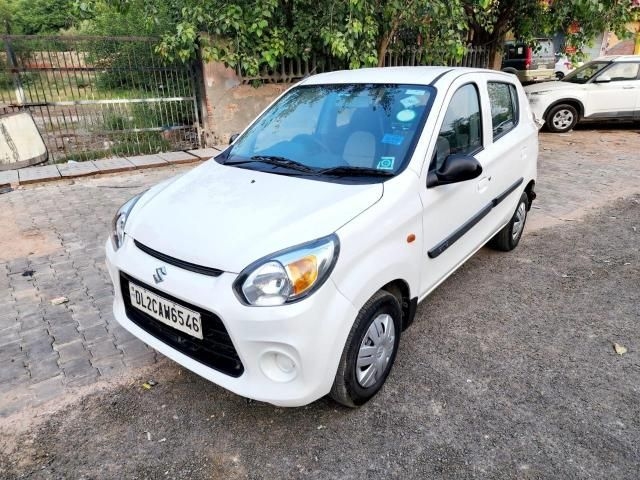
[
  {"xmin": 418, "ymin": 80, "xmax": 493, "ymax": 297},
  {"xmin": 587, "ymin": 62, "xmax": 640, "ymax": 119}
]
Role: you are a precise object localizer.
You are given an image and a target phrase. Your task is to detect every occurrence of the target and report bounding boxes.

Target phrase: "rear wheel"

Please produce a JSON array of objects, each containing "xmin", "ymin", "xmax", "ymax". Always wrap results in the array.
[
  {"xmin": 330, "ymin": 290, "xmax": 401, "ymax": 408},
  {"xmin": 489, "ymin": 192, "xmax": 529, "ymax": 252},
  {"xmin": 555, "ymin": 71, "xmax": 564, "ymax": 80},
  {"xmin": 546, "ymin": 103, "xmax": 578, "ymax": 133}
]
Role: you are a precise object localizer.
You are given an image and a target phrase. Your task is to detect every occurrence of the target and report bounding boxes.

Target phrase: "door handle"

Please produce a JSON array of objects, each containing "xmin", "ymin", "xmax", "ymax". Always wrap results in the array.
[
  {"xmin": 622, "ymin": 86, "xmax": 636, "ymax": 90},
  {"xmin": 477, "ymin": 176, "xmax": 492, "ymax": 192}
]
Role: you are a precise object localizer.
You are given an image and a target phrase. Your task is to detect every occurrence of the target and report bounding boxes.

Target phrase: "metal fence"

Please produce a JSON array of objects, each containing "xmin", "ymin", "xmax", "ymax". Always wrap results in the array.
[
  {"xmin": 384, "ymin": 45, "xmax": 491, "ymax": 69},
  {"xmin": 0, "ymin": 35, "xmax": 201, "ymax": 163}
]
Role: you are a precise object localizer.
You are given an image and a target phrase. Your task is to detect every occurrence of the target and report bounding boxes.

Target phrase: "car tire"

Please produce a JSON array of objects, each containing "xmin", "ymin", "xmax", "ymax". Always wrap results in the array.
[
  {"xmin": 330, "ymin": 290, "xmax": 402, "ymax": 408},
  {"xmin": 555, "ymin": 71, "xmax": 564, "ymax": 80},
  {"xmin": 546, "ymin": 103, "xmax": 578, "ymax": 133},
  {"xmin": 488, "ymin": 192, "xmax": 529, "ymax": 252}
]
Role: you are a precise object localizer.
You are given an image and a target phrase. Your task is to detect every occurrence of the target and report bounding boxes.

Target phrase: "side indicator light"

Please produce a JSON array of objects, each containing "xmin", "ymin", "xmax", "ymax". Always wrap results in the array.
[{"xmin": 407, "ymin": 234, "xmax": 416, "ymax": 243}]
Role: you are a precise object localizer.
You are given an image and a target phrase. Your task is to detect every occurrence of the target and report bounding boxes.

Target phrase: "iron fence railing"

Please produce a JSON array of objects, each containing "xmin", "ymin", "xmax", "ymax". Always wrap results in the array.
[{"xmin": 0, "ymin": 35, "xmax": 201, "ymax": 163}]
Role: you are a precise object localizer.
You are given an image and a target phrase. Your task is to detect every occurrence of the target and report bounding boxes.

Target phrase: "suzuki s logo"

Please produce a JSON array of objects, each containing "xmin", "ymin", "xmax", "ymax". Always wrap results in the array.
[{"xmin": 153, "ymin": 266, "xmax": 167, "ymax": 284}]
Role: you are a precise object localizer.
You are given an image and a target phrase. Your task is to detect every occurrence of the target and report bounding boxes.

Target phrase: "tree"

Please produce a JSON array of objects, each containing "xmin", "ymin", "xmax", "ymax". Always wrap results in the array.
[
  {"xmin": 12, "ymin": 0, "xmax": 78, "ymax": 34},
  {"xmin": 82, "ymin": 0, "xmax": 469, "ymax": 74},
  {"xmin": 464, "ymin": 0, "xmax": 640, "ymax": 69}
]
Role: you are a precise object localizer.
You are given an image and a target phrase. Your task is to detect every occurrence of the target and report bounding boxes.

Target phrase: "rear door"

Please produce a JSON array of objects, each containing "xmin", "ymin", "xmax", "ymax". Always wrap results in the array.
[{"xmin": 481, "ymin": 77, "xmax": 534, "ymax": 228}]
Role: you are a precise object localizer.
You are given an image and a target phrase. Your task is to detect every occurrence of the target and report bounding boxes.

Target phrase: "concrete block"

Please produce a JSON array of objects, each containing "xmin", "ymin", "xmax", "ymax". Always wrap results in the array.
[
  {"xmin": 187, "ymin": 148, "xmax": 222, "ymax": 160},
  {"xmin": 158, "ymin": 151, "xmax": 199, "ymax": 164},
  {"xmin": 0, "ymin": 169, "xmax": 18, "ymax": 186},
  {"xmin": 58, "ymin": 161, "xmax": 99, "ymax": 178},
  {"xmin": 125, "ymin": 154, "xmax": 168, "ymax": 169},
  {"xmin": 18, "ymin": 165, "xmax": 61, "ymax": 184},
  {"xmin": 91, "ymin": 157, "xmax": 135, "ymax": 173}
]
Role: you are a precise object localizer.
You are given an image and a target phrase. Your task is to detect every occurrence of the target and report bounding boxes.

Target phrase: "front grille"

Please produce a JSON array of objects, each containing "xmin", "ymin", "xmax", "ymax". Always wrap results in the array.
[
  {"xmin": 134, "ymin": 240, "xmax": 223, "ymax": 277},
  {"xmin": 120, "ymin": 272, "xmax": 244, "ymax": 377}
]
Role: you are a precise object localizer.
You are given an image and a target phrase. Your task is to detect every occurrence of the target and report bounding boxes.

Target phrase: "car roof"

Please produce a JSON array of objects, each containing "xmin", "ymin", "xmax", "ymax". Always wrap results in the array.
[
  {"xmin": 595, "ymin": 55, "xmax": 640, "ymax": 62},
  {"xmin": 300, "ymin": 66, "xmax": 512, "ymax": 87}
]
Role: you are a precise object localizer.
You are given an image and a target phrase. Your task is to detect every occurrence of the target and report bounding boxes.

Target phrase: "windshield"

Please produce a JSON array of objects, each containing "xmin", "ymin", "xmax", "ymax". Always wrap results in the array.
[
  {"xmin": 225, "ymin": 84, "xmax": 435, "ymax": 178},
  {"xmin": 562, "ymin": 61, "xmax": 610, "ymax": 84}
]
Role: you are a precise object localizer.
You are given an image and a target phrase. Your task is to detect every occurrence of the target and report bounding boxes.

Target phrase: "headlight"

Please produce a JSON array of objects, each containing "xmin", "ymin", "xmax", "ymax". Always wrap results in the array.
[
  {"xmin": 234, "ymin": 235, "xmax": 340, "ymax": 306},
  {"xmin": 111, "ymin": 192, "xmax": 145, "ymax": 251}
]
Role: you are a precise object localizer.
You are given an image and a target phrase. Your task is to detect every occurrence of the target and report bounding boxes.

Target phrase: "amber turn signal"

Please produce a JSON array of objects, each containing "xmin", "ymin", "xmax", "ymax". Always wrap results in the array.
[
  {"xmin": 407, "ymin": 233, "xmax": 416, "ymax": 243},
  {"xmin": 285, "ymin": 256, "xmax": 319, "ymax": 295}
]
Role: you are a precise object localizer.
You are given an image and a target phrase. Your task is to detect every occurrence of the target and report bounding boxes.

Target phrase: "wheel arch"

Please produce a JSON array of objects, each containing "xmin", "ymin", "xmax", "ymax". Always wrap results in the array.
[
  {"xmin": 380, "ymin": 279, "xmax": 417, "ymax": 331},
  {"xmin": 543, "ymin": 98, "xmax": 584, "ymax": 122},
  {"xmin": 524, "ymin": 179, "xmax": 536, "ymax": 210}
]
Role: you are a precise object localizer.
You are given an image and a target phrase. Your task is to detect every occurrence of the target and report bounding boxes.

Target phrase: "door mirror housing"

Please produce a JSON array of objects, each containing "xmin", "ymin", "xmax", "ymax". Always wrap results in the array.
[
  {"xmin": 229, "ymin": 133, "xmax": 240, "ymax": 144},
  {"xmin": 427, "ymin": 153, "xmax": 483, "ymax": 188},
  {"xmin": 594, "ymin": 75, "xmax": 611, "ymax": 84}
]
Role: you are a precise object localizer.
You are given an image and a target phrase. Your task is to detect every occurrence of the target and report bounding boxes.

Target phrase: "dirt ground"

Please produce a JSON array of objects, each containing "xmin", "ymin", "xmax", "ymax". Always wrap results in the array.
[{"xmin": 1, "ymin": 129, "xmax": 639, "ymax": 479}]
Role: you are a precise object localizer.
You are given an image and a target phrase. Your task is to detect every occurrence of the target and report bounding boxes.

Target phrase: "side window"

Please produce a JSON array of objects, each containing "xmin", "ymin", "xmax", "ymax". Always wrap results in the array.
[
  {"xmin": 432, "ymin": 83, "xmax": 482, "ymax": 171},
  {"xmin": 488, "ymin": 82, "xmax": 519, "ymax": 140},
  {"xmin": 601, "ymin": 62, "xmax": 640, "ymax": 82}
]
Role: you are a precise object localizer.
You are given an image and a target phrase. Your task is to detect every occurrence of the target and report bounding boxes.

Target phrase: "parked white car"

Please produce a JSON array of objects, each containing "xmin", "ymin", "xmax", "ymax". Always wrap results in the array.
[
  {"xmin": 554, "ymin": 55, "xmax": 577, "ymax": 80},
  {"xmin": 105, "ymin": 67, "xmax": 538, "ymax": 407},
  {"xmin": 526, "ymin": 55, "xmax": 640, "ymax": 132}
]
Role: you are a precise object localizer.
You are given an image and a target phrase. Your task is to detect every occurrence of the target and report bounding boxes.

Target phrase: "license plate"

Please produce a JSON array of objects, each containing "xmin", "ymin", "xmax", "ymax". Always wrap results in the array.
[{"xmin": 128, "ymin": 282, "xmax": 203, "ymax": 340}]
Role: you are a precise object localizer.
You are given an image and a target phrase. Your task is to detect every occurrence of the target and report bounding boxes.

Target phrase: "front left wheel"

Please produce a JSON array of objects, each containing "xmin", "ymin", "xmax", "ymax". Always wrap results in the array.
[{"xmin": 330, "ymin": 290, "xmax": 402, "ymax": 408}]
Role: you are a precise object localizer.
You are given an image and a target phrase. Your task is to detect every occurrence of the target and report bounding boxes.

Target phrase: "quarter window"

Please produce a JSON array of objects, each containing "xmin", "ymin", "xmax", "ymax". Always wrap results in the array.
[
  {"xmin": 432, "ymin": 84, "xmax": 482, "ymax": 171},
  {"xmin": 488, "ymin": 82, "xmax": 519, "ymax": 140}
]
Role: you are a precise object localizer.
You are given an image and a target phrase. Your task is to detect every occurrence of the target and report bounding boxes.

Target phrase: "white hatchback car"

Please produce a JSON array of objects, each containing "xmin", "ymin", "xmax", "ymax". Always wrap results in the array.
[
  {"xmin": 526, "ymin": 55, "xmax": 640, "ymax": 132},
  {"xmin": 106, "ymin": 67, "xmax": 538, "ymax": 407}
]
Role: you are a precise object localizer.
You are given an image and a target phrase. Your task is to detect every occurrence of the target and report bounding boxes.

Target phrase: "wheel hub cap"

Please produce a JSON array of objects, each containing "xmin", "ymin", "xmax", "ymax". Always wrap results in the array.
[
  {"xmin": 512, "ymin": 202, "xmax": 527, "ymax": 240},
  {"xmin": 552, "ymin": 109, "xmax": 574, "ymax": 129},
  {"xmin": 356, "ymin": 314, "xmax": 396, "ymax": 388}
]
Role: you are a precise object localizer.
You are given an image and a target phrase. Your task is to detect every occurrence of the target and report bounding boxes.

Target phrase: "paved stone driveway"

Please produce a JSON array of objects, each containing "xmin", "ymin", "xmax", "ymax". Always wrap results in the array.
[{"xmin": 1, "ymin": 128, "xmax": 639, "ymax": 416}]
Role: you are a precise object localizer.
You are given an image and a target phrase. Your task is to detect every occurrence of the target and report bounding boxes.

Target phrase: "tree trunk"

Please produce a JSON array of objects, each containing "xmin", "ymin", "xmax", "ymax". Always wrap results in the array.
[{"xmin": 377, "ymin": 33, "xmax": 392, "ymax": 67}]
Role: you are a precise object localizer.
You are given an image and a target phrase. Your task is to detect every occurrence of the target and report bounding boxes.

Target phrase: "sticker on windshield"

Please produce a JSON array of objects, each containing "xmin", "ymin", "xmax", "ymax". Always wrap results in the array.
[
  {"xmin": 405, "ymin": 89, "xmax": 426, "ymax": 96},
  {"xmin": 381, "ymin": 133, "xmax": 404, "ymax": 146},
  {"xmin": 396, "ymin": 109, "xmax": 416, "ymax": 122},
  {"xmin": 400, "ymin": 96, "xmax": 421, "ymax": 108},
  {"xmin": 377, "ymin": 157, "xmax": 395, "ymax": 170}
]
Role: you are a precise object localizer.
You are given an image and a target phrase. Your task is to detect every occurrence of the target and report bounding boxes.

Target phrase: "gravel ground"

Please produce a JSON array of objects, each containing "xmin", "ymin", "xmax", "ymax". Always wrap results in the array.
[{"xmin": 1, "ymin": 190, "xmax": 638, "ymax": 479}]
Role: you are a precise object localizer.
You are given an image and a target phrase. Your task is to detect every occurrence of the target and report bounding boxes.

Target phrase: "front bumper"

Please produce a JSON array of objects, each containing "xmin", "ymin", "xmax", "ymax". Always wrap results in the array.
[{"xmin": 105, "ymin": 236, "xmax": 358, "ymax": 407}]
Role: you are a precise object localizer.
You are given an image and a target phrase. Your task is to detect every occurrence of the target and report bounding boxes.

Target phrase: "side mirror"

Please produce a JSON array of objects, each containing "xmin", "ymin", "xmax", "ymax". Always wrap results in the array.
[
  {"xmin": 594, "ymin": 75, "xmax": 611, "ymax": 84},
  {"xmin": 229, "ymin": 133, "xmax": 240, "ymax": 144},
  {"xmin": 427, "ymin": 153, "xmax": 483, "ymax": 188}
]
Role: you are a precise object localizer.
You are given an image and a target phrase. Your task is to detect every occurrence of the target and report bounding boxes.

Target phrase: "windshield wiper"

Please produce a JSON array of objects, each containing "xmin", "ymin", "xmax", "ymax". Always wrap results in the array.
[
  {"xmin": 225, "ymin": 155, "xmax": 318, "ymax": 174},
  {"xmin": 319, "ymin": 166, "xmax": 395, "ymax": 177}
]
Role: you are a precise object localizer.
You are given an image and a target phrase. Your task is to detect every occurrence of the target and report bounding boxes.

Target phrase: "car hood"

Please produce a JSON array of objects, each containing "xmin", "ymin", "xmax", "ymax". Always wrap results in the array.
[
  {"xmin": 524, "ymin": 81, "xmax": 583, "ymax": 94},
  {"xmin": 126, "ymin": 161, "xmax": 383, "ymax": 273}
]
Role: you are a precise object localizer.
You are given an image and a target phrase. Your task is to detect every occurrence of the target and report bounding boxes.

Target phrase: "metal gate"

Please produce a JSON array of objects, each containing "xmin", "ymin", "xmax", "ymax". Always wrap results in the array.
[{"xmin": 0, "ymin": 35, "xmax": 201, "ymax": 163}]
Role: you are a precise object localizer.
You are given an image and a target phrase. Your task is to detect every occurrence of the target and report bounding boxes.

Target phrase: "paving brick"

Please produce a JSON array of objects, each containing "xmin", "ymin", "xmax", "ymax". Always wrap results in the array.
[
  {"xmin": 125, "ymin": 154, "xmax": 168, "ymax": 169},
  {"xmin": 158, "ymin": 151, "xmax": 199, "ymax": 164},
  {"xmin": 187, "ymin": 148, "xmax": 222, "ymax": 160},
  {"xmin": 28, "ymin": 355, "xmax": 61, "ymax": 382},
  {"xmin": 55, "ymin": 340, "xmax": 88, "ymax": 364},
  {"xmin": 88, "ymin": 338, "xmax": 118, "ymax": 359},
  {"xmin": 60, "ymin": 357, "xmax": 94, "ymax": 378},
  {"xmin": 117, "ymin": 338, "xmax": 150, "ymax": 357},
  {"xmin": 82, "ymin": 324, "xmax": 110, "ymax": 345},
  {"xmin": 57, "ymin": 161, "xmax": 99, "ymax": 178},
  {"xmin": 30, "ymin": 375, "xmax": 64, "ymax": 404},
  {"xmin": 48, "ymin": 324, "xmax": 80, "ymax": 345},
  {"xmin": 92, "ymin": 355, "xmax": 125, "ymax": 377},
  {"xmin": 91, "ymin": 157, "xmax": 135, "ymax": 173},
  {"xmin": 0, "ymin": 169, "xmax": 18, "ymax": 186},
  {"xmin": 18, "ymin": 165, "xmax": 61, "ymax": 184}
]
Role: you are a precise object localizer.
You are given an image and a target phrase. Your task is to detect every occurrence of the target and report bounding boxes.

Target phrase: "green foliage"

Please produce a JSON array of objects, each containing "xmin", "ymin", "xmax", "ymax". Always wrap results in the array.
[
  {"xmin": 11, "ymin": 0, "xmax": 77, "ymax": 34},
  {"xmin": 464, "ymin": 0, "xmax": 639, "ymax": 65}
]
